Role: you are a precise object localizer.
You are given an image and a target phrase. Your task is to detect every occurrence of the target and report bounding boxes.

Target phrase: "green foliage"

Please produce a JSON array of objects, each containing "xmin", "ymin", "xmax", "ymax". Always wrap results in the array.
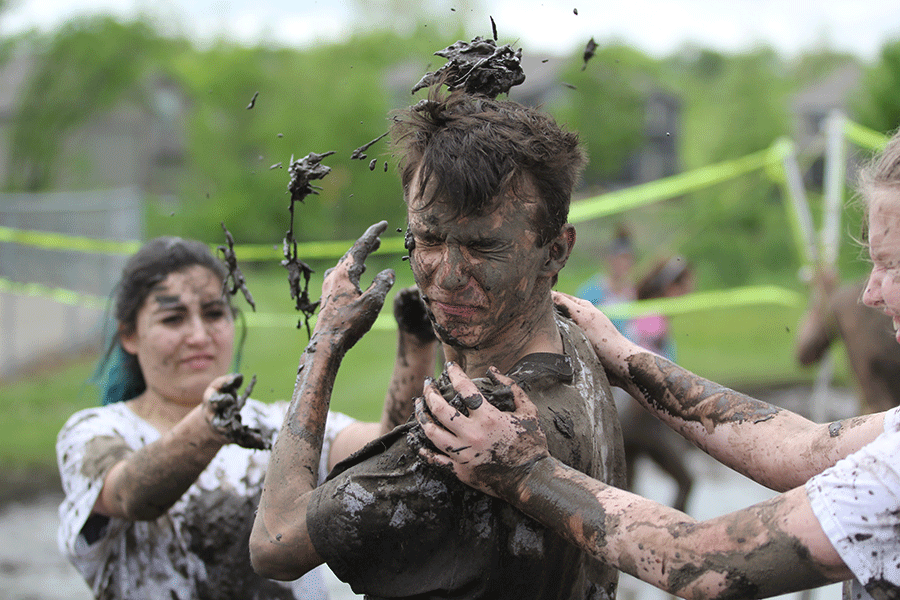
[
  {"xmin": 851, "ymin": 38, "xmax": 900, "ymax": 133},
  {"xmin": 150, "ymin": 29, "xmax": 446, "ymax": 243},
  {"xmin": 7, "ymin": 16, "xmax": 172, "ymax": 190},
  {"xmin": 657, "ymin": 47, "xmax": 798, "ymax": 288},
  {"xmin": 549, "ymin": 44, "xmax": 652, "ymax": 185}
]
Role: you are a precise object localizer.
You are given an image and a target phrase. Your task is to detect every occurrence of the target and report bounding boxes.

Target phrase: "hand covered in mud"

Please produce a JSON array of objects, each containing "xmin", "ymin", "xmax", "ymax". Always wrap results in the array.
[
  {"xmin": 204, "ymin": 373, "xmax": 272, "ymax": 450},
  {"xmin": 393, "ymin": 286, "xmax": 435, "ymax": 344},
  {"xmin": 415, "ymin": 363, "xmax": 550, "ymax": 500},
  {"xmin": 317, "ymin": 221, "xmax": 396, "ymax": 350}
]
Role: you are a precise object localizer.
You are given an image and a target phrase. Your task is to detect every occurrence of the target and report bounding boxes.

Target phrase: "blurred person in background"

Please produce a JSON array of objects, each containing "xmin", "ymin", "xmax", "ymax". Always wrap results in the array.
[
  {"xmin": 56, "ymin": 236, "xmax": 416, "ymax": 600},
  {"xmin": 617, "ymin": 254, "xmax": 696, "ymax": 512},
  {"xmin": 415, "ymin": 128, "xmax": 900, "ymax": 599},
  {"xmin": 796, "ymin": 268, "xmax": 900, "ymax": 414},
  {"xmin": 577, "ymin": 222, "xmax": 637, "ymax": 336}
]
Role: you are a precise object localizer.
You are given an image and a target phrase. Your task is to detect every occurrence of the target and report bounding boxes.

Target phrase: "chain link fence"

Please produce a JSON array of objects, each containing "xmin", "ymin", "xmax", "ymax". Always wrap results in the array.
[{"xmin": 0, "ymin": 187, "xmax": 143, "ymax": 379}]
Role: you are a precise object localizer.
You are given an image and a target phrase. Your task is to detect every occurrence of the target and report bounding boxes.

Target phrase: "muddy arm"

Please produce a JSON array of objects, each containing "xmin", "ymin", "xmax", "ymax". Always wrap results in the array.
[
  {"xmin": 380, "ymin": 286, "xmax": 438, "ymax": 432},
  {"xmin": 92, "ymin": 374, "xmax": 258, "ymax": 521},
  {"xmin": 250, "ymin": 222, "xmax": 394, "ymax": 581},
  {"xmin": 553, "ymin": 291, "xmax": 887, "ymax": 491},
  {"xmin": 417, "ymin": 364, "xmax": 850, "ymax": 599}
]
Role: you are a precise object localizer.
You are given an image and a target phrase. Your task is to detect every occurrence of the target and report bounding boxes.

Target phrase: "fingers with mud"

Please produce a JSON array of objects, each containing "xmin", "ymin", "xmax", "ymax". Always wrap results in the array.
[
  {"xmin": 393, "ymin": 287, "xmax": 436, "ymax": 343},
  {"xmin": 207, "ymin": 374, "xmax": 271, "ymax": 450}
]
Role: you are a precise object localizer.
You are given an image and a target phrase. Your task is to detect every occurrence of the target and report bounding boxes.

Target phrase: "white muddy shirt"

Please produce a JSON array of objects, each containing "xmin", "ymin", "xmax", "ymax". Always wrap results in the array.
[
  {"xmin": 57, "ymin": 399, "xmax": 355, "ymax": 600},
  {"xmin": 807, "ymin": 406, "xmax": 900, "ymax": 600}
]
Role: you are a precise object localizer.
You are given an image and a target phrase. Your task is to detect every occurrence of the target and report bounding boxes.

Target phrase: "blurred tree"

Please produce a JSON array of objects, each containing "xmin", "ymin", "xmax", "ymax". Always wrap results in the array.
[
  {"xmin": 664, "ymin": 47, "xmax": 796, "ymax": 288},
  {"xmin": 160, "ymin": 29, "xmax": 442, "ymax": 244},
  {"xmin": 7, "ymin": 16, "xmax": 172, "ymax": 190},
  {"xmin": 549, "ymin": 43, "xmax": 653, "ymax": 186},
  {"xmin": 349, "ymin": 0, "xmax": 478, "ymax": 40},
  {"xmin": 8, "ymin": 18, "xmax": 165, "ymax": 190},
  {"xmin": 851, "ymin": 38, "xmax": 900, "ymax": 134}
]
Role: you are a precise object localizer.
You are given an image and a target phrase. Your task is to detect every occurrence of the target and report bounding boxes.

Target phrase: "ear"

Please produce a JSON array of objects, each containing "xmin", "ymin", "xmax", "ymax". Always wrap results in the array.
[
  {"xmin": 542, "ymin": 224, "xmax": 576, "ymax": 278},
  {"xmin": 119, "ymin": 325, "xmax": 138, "ymax": 356}
]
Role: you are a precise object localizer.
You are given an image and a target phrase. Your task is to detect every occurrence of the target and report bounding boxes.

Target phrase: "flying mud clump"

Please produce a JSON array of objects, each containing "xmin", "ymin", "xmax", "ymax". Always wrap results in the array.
[{"xmin": 283, "ymin": 151, "xmax": 336, "ymax": 334}]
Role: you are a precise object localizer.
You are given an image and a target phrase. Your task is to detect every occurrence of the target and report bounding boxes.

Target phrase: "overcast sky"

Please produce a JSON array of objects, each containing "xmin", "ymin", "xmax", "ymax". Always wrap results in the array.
[{"xmin": 3, "ymin": 0, "xmax": 900, "ymax": 61}]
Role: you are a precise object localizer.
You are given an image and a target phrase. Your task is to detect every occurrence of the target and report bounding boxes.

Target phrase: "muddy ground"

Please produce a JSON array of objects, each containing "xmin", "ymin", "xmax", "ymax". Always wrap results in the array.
[{"xmin": 0, "ymin": 384, "xmax": 856, "ymax": 600}]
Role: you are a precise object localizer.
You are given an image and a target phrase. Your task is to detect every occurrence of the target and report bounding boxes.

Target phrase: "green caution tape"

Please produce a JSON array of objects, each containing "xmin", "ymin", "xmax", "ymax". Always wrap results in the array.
[
  {"xmin": 0, "ymin": 225, "xmax": 142, "ymax": 255},
  {"xmin": 843, "ymin": 120, "xmax": 888, "ymax": 151},
  {"xmin": 569, "ymin": 143, "xmax": 788, "ymax": 223},
  {"xmin": 0, "ymin": 276, "xmax": 108, "ymax": 310},
  {"xmin": 0, "ymin": 223, "xmax": 407, "ymax": 260},
  {"xmin": 228, "ymin": 235, "xmax": 407, "ymax": 261},
  {"xmin": 600, "ymin": 285, "xmax": 802, "ymax": 320}
]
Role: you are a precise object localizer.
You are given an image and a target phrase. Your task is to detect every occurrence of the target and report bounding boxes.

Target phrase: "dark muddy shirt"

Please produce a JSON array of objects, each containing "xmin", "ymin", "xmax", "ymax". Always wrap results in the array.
[{"xmin": 307, "ymin": 313, "xmax": 626, "ymax": 600}]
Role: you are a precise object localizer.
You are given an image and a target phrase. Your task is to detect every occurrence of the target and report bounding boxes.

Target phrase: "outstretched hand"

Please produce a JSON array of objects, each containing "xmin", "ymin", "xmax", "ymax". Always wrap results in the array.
[
  {"xmin": 204, "ymin": 373, "xmax": 272, "ymax": 450},
  {"xmin": 317, "ymin": 221, "xmax": 396, "ymax": 350},
  {"xmin": 415, "ymin": 363, "xmax": 549, "ymax": 500}
]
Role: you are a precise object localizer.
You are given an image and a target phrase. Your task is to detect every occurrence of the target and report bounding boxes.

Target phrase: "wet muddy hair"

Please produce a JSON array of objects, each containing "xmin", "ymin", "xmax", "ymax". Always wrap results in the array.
[
  {"xmin": 94, "ymin": 237, "xmax": 232, "ymax": 405},
  {"xmin": 391, "ymin": 86, "xmax": 586, "ymax": 246},
  {"xmin": 857, "ymin": 127, "xmax": 900, "ymax": 243}
]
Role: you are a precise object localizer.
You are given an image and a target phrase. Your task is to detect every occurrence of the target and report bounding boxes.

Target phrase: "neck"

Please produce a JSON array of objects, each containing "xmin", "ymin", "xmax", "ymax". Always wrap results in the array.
[
  {"xmin": 444, "ymin": 297, "xmax": 562, "ymax": 378},
  {"xmin": 128, "ymin": 391, "xmax": 196, "ymax": 433}
]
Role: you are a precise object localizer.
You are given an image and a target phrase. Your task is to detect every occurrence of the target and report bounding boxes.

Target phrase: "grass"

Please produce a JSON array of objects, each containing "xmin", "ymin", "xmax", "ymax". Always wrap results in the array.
[{"xmin": 0, "ymin": 262, "xmax": 848, "ymax": 473}]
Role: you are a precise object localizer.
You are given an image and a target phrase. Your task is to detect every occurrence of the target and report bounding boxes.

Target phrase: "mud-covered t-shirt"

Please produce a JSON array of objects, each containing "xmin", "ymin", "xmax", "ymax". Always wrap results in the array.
[
  {"xmin": 307, "ymin": 313, "xmax": 626, "ymax": 600},
  {"xmin": 807, "ymin": 406, "xmax": 900, "ymax": 600},
  {"xmin": 57, "ymin": 399, "xmax": 354, "ymax": 600}
]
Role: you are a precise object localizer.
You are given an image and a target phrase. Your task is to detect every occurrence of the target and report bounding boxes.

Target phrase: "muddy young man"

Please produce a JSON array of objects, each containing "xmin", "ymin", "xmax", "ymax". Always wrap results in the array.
[{"xmin": 250, "ymin": 89, "xmax": 626, "ymax": 599}]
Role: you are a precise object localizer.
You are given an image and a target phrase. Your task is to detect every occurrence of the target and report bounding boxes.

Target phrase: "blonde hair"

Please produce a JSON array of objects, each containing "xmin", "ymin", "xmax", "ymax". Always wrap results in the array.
[{"xmin": 858, "ymin": 128, "xmax": 900, "ymax": 217}]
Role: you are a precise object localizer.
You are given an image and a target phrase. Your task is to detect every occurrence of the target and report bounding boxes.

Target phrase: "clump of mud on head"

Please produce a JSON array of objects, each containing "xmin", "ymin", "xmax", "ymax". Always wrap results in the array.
[{"xmin": 411, "ymin": 36, "xmax": 525, "ymax": 100}]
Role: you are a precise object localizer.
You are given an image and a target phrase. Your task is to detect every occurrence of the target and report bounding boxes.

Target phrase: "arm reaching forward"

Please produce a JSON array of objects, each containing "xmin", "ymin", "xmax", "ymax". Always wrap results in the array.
[
  {"xmin": 380, "ymin": 286, "xmax": 438, "ymax": 432},
  {"xmin": 416, "ymin": 363, "xmax": 851, "ymax": 599},
  {"xmin": 250, "ymin": 221, "xmax": 394, "ymax": 580},
  {"xmin": 552, "ymin": 291, "xmax": 887, "ymax": 491}
]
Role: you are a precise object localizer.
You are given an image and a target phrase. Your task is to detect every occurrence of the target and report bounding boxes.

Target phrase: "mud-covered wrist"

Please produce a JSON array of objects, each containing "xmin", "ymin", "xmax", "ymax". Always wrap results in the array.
[{"xmin": 495, "ymin": 452, "xmax": 555, "ymax": 506}]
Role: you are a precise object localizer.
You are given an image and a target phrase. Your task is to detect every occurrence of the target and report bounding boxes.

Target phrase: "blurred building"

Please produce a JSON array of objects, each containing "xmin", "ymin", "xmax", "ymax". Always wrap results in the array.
[
  {"xmin": 0, "ymin": 51, "xmax": 191, "ymax": 379},
  {"xmin": 789, "ymin": 62, "xmax": 863, "ymax": 189},
  {"xmin": 0, "ymin": 52, "xmax": 190, "ymax": 194}
]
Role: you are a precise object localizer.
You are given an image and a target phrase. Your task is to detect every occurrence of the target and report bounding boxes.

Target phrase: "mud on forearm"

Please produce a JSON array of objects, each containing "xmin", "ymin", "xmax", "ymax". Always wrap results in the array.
[
  {"xmin": 279, "ymin": 333, "xmax": 349, "ymax": 482},
  {"xmin": 114, "ymin": 425, "xmax": 224, "ymax": 520},
  {"xmin": 625, "ymin": 353, "xmax": 779, "ymax": 431},
  {"xmin": 382, "ymin": 334, "xmax": 437, "ymax": 431}
]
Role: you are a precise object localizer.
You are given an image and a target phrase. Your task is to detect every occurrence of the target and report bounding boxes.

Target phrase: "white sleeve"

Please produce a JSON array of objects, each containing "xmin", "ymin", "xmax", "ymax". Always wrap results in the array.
[
  {"xmin": 806, "ymin": 426, "xmax": 900, "ymax": 593},
  {"xmin": 883, "ymin": 405, "xmax": 900, "ymax": 433},
  {"xmin": 55, "ymin": 408, "xmax": 133, "ymax": 557},
  {"xmin": 319, "ymin": 411, "xmax": 358, "ymax": 483}
]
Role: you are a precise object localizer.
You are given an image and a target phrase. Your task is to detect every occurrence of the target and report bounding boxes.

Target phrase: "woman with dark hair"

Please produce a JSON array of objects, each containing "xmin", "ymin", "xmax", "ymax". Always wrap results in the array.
[{"xmin": 56, "ymin": 236, "xmax": 387, "ymax": 600}]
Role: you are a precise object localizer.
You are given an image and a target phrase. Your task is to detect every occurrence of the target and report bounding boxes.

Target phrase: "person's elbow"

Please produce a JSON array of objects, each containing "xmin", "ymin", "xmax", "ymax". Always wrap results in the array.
[{"xmin": 249, "ymin": 518, "xmax": 315, "ymax": 581}]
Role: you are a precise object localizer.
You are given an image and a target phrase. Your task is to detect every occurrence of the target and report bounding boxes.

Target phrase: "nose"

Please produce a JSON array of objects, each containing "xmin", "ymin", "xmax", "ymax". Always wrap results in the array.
[
  {"xmin": 862, "ymin": 269, "xmax": 883, "ymax": 308},
  {"xmin": 434, "ymin": 246, "xmax": 469, "ymax": 291},
  {"xmin": 184, "ymin": 314, "xmax": 213, "ymax": 345}
]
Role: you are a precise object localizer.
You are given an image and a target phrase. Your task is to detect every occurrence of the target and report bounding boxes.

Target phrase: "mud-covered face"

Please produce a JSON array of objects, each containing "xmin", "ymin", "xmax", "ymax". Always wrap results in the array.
[
  {"xmin": 405, "ymin": 175, "xmax": 552, "ymax": 351},
  {"xmin": 863, "ymin": 189, "xmax": 900, "ymax": 343},
  {"xmin": 121, "ymin": 265, "xmax": 235, "ymax": 407}
]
